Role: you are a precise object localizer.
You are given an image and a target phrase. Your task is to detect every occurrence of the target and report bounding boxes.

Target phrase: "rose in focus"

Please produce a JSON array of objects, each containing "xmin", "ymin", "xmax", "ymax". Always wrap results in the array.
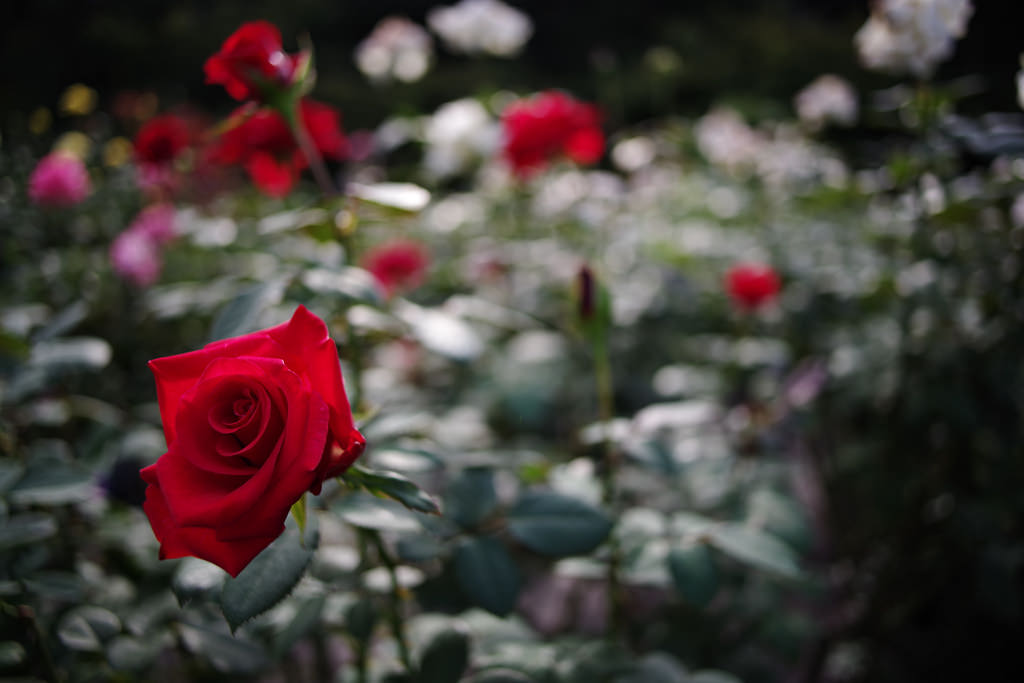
[
  {"xmin": 725, "ymin": 262, "xmax": 782, "ymax": 311},
  {"xmin": 501, "ymin": 90, "xmax": 604, "ymax": 177},
  {"xmin": 140, "ymin": 306, "xmax": 366, "ymax": 576}
]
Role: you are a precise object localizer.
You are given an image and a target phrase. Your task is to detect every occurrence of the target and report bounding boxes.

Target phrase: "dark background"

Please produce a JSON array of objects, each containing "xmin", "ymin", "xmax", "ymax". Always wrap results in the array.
[{"xmin": 2, "ymin": 0, "xmax": 1022, "ymax": 131}]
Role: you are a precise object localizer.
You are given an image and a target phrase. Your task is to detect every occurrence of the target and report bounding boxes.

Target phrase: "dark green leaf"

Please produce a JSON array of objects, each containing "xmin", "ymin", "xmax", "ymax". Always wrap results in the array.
[
  {"xmin": 454, "ymin": 537, "xmax": 520, "ymax": 617},
  {"xmin": 57, "ymin": 606, "xmax": 121, "ymax": 651},
  {"xmin": 343, "ymin": 465, "xmax": 440, "ymax": 515},
  {"xmin": 0, "ymin": 459, "xmax": 25, "ymax": 493},
  {"xmin": 208, "ymin": 279, "xmax": 287, "ymax": 343},
  {"xmin": 0, "ymin": 513, "xmax": 57, "ymax": 550},
  {"xmin": 178, "ymin": 622, "xmax": 270, "ymax": 674},
  {"xmin": 667, "ymin": 543, "xmax": 718, "ymax": 607},
  {"xmin": 22, "ymin": 571, "xmax": 84, "ymax": 601},
  {"xmin": 397, "ymin": 534, "xmax": 445, "ymax": 562},
  {"xmin": 706, "ymin": 524, "xmax": 802, "ymax": 579},
  {"xmin": 334, "ymin": 491, "xmax": 423, "ymax": 533},
  {"xmin": 344, "ymin": 598, "xmax": 378, "ymax": 643},
  {"xmin": 8, "ymin": 463, "xmax": 93, "ymax": 505},
  {"xmin": 506, "ymin": 492, "xmax": 612, "ymax": 557},
  {"xmin": 466, "ymin": 670, "xmax": 534, "ymax": 683},
  {"xmin": 0, "ymin": 640, "xmax": 26, "ymax": 667},
  {"xmin": 220, "ymin": 527, "xmax": 316, "ymax": 631},
  {"xmin": 172, "ymin": 558, "xmax": 228, "ymax": 605},
  {"xmin": 106, "ymin": 634, "xmax": 166, "ymax": 672},
  {"xmin": 445, "ymin": 468, "xmax": 498, "ymax": 530},
  {"xmin": 419, "ymin": 628, "xmax": 470, "ymax": 683},
  {"xmin": 272, "ymin": 597, "xmax": 323, "ymax": 657}
]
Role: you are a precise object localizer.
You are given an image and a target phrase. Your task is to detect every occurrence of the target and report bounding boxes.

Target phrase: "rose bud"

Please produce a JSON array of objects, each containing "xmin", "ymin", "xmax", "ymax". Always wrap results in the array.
[
  {"xmin": 360, "ymin": 239, "xmax": 431, "ymax": 299},
  {"xmin": 140, "ymin": 305, "xmax": 365, "ymax": 576}
]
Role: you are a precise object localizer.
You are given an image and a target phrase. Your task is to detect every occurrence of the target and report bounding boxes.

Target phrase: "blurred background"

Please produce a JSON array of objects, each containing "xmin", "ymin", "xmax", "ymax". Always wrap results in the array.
[{"xmin": 2, "ymin": 1, "xmax": 1023, "ymax": 129}]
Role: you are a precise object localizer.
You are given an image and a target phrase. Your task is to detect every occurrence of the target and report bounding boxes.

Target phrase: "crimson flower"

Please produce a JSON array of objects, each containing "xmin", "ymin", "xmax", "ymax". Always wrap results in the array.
[
  {"xmin": 725, "ymin": 262, "xmax": 782, "ymax": 311},
  {"xmin": 361, "ymin": 240, "xmax": 431, "ymax": 298},
  {"xmin": 135, "ymin": 114, "xmax": 191, "ymax": 166},
  {"xmin": 209, "ymin": 99, "xmax": 348, "ymax": 197},
  {"xmin": 501, "ymin": 90, "xmax": 604, "ymax": 177},
  {"xmin": 204, "ymin": 21, "xmax": 301, "ymax": 102}
]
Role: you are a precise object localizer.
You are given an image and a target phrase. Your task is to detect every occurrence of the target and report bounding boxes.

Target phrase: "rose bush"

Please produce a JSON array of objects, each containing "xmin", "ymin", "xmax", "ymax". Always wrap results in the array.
[{"xmin": 140, "ymin": 305, "xmax": 365, "ymax": 576}]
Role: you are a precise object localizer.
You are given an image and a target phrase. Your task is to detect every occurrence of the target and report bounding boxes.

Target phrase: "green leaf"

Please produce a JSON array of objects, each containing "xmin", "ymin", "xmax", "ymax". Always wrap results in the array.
[
  {"xmin": 178, "ymin": 622, "xmax": 271, "ymax": 675},
  {"xmin": 8, "ymin": 463, "xmax": 93, "ymax": 505},
  {"xmin": 0, "ymin": 459, "xmax": 26, "ymax": 493},
  {"xmin": 689, "ymin": 671, "xmax": 743, "ymax": 683},
  {"xmin": 419, "ymin": 628, "xmax": 470, "ymax": 683},
  {"xmin": 0, "ymin": 640, "xmax": 26, "ymax": 667},
  {"xmin": 106, "ymin": 634, "xmax": 167, "ymax": 672},
  {"xmin": 172, "ymin": 557, "xmax": 228, "ymax": 605},
  {"xmin": 272, "ymin": 597, "xmax": 323, "ymax": 658},
  {"xmin": 57, "ymin": 606, "xmax": 121, "ymax": 652},
  {"xmin": 343, "ymin": 465, "xmax": 440, "ymax": 515},
  {"xmin": 667, "ymin": 543, "xmax": 718, "ymax": 607},
  {"xmin": 466, "ymin": 670, "xmax": 534, "ymax": 683},
  {"xmin": 347, "ymin": 181, "xmax": 431, "ymax": 212},
  {"xmin": 343, "ymin": 597, "xmax": 378, "ymax": 643},
  {"xmin": 334, "ymin": 491, "xmax": 423, "ymax": 533},
  {"xmin": 0, "ymin": 513, "xmax": 57, "ymax": 551},
  {"xmin": 506, "ymin": 492, "xmax": 612, "ymax": 557},
  {"xmin": 454, "ymin": 537, "xmax": 520, "ymax": 617},
  {"xmin": 220, "ymin": 526, "xmax": 316, "ymax": 631},
  {"xmin": 445, "ymin": 468, "xmax": 498, "ymax": 530},
  {"xmin": 208, "ymin": 279, "xmax": 287, "ymax": 343},
  {"xmin": 291, "ymin": 494, "xmax": 307, "ymax": 538},
  {"xmin": 706, "ymin": 523, "xmax": 802, "ymax": 579},
  {"xmin": 22, "ymin": 571, "xmax": 84, "ymax": 602}
]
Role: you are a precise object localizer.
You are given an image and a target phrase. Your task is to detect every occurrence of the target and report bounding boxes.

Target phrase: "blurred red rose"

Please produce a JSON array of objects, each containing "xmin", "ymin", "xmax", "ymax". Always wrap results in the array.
[
  {"xmin": 501, "ymin": 91, "xmax": 605, "ymax": 177},
  {"xmin": 140, "ymin": 305, "xmax": 366, "ymax": 576},
  {"xmin": 209, "ymin": 99, "xmax": 348, "ymax": 197},
  {"xmin": 135, "ymin": 114, "xmax": 191, "ymax": 166},
  {"xmin": 361, "ymin": 239, "xmax": 431, "ymax": 298},
  {"xmin": 204, "ymin": 20, "xmax": 300, "ymax": 102},
  {"xmin": 725, "ymin": 262, "xmax": 782, "ymax": 310}
]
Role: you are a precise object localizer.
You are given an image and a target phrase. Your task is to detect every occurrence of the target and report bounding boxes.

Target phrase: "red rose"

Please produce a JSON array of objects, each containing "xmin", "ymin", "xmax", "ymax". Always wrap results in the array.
[
  {"xmin": 361, "ymin": 240, "xmax": 431, "ymax": 298},
  {"xmin": 134, "ymin": 114, "xmax": 191, "ymax": 166},
  {"xmin": 210, "ymin": 99, "xmax": 348, "ymax": 197},
  {"xmin": 140, "ymin": 306, "xmax": 365, "ymax": 576},
  {"xmin": 501, "ymin": 91, "xmax": 605, "ymax": 177},
  {"xmin": 204, "ymin": 20, "xmax": 299, "ymax": 102},
  {"xmin": 725, "ymin": 262, "xmax": 782, "ymax": 311}
]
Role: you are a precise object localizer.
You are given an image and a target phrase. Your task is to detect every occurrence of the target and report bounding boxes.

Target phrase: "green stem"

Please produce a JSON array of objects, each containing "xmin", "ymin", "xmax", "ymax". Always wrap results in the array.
[
  {"xmin": 283, "ymin": 102, "xmax": 337, "ymax": 198},
  {"xmin": 368, "ymin": 531, "xmax": 414, "ymax": 673},
  {"xmin": 594, "ymin": 338, "xmax": 625, "ymax": 640}
]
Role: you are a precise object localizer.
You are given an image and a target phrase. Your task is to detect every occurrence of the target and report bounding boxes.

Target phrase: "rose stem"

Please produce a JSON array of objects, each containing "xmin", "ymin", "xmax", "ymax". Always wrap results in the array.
[
  {"xmin": 367, "ymin": 530, "xmax": 413, "ymax": 673},
  {"xmin": 594, "ymin": 334, "xmax": 625, "ymax": 641},
  {"xmin": 284, "ymin": 104, "xmax": 338, "ymax": 198}
]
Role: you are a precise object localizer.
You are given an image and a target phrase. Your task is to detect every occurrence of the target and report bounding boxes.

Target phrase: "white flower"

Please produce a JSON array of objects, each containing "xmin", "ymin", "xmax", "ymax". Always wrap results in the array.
[
  {"xmin": 427, "ymin": 0, "xmax": 533, "ymax": 57},
  {"xmin": 421, "ymin": 98, "xmax": 500, "ymax": 178},
  {"xmin": 794, "ymin": 74, "xmax": 858, "ymax": 131},
  {"xmin": 355, "ymin": 16, "xmax": 433, "ymax": 83},
  {"xmin": 693, "ymin": 108, "xmax": 767, "ymax": 174},
  {"xmin": 854, "ymin": 0, "xmax": 973, "ymax": 78}
]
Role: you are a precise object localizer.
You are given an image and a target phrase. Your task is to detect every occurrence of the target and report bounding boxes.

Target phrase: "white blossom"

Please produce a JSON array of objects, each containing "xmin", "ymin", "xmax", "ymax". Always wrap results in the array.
[
  {"xmin": 794, "ymin": 74, "xmax": 858, "ymax": 131},
  {"xmin": 427, "ymin": 0, "xmax": 533, "ymax": 57},
  {"xmin": 355, "ymin": 16, "xmax": 433, "ymax": 84},
  {"xmin": 421, "ymin": 98, "xmax": 500, "ymax": 179},
  {"xmin": 854, "ymin": 0, "xmax": 973, "ymax": 78},
  {"xmin": 693, "ymin": 108, "xmax": 767, "ymax": 174}
]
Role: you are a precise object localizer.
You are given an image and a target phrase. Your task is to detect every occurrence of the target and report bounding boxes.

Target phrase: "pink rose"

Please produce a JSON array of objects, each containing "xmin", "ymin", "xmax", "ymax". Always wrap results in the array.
[{"xmin": 28, "ymin": 153, "xmax": 92, "ymax": 207}]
